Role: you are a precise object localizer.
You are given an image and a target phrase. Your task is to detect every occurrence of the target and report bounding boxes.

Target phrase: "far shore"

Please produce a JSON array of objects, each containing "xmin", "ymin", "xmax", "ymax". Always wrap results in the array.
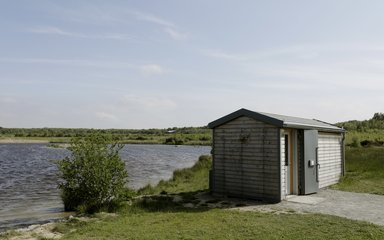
[
  {"xmin": 0, "ymin": 138, "xmax": 51, "ymax": 144},
  {"xmin": 0, "ymin": 137, "xmax": 211, "ymax": 146}
]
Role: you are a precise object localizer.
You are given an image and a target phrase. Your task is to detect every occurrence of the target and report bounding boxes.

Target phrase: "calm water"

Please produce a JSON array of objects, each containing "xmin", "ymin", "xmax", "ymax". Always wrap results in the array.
[{"xmin": 0, "ymin": 144, "xmax": 211, "ymax": 231}]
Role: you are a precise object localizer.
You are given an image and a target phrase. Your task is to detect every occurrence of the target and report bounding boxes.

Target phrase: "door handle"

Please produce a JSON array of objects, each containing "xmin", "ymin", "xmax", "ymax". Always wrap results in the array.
[{"xmin": 316, "ymin": 147, "xmax": 319, "ymax": 182}]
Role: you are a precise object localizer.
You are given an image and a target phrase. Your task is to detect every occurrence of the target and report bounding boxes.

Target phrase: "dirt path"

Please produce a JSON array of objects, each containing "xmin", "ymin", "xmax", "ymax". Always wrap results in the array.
[{"xmin": 235, "ymin": 189, "xmax": 384, "ymax": 226}]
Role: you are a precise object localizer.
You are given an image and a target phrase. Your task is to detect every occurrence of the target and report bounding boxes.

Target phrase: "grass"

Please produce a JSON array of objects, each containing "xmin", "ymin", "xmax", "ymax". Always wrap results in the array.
[
  {"xmin": 38, "ymin": 152, "xmax": 384, "ymax": 240},
  {"xmin": 0, "ymin": 230, "xmax": 20, "ymax": 239},
  {"xmin": 137, "ymin": 155, "xmax": 211, "ymax": 195},
  {"xmin": 332, "ymin": 147, "xmax": 384, "ymax": 194},
  {"xmin": 56, "ymin": 207, "xmax": 384, "ymax": 240},
  {"xmin": 4, "ymin": 150, "xmax": 384, "ymax": 239},
  {"xmin": 345, "ymin": 130, "xmax": 384, "ymax": 147}
]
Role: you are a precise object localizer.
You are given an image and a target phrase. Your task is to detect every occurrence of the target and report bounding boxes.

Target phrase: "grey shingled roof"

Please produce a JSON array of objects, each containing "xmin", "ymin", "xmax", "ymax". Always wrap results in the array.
[{"xmin": 208, "ymin": 108, "xmax": 344, "ymax": 132}]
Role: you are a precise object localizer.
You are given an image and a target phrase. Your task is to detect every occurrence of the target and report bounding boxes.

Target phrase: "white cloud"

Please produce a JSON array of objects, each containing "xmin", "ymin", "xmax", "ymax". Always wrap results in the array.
[
  {"xmin": 0, "ymin": 57, "xmax": 137, "ymax": 69},
  {"xmin": 28, "ymin": 26, "xmax": 135, "ymax": 40},
  {"xmin": 120, "ymin": 95, "xmax": 177, "ymax": 110},
  {"xmin": 130, "ymin": 10, "xmax": 175, "ymax": 28},
  {"xmin": 99, "ymin": 33, "xmax": 135, "ymax": 40},
  {"xmin": 245, "ymin": 43, "xmax": 384, "ymax": 61},
  {"xmin": 29, "ymin": 26, "xmax": 71, "ymax": 35},
  {"xmin": 202, "ymin": 49, "xmax": 246, "ymax": 61},
  {"xmin": 140, "ymin": 64, "xmax": 166, "ymax": 77},
  {"xmin": 0, "ymin": 96, "xmax": 17, "ymax": 104},
  {"xmin": 129, "ymin": 10, "xmax": 189, "ymax": 41},
  {"xmin": 164, "ymin": 28, "xmax": 188, "ymax": 40},
  {"xmin": 202, "ymin": 43, "xmax": 384, "ymax": 92},
  {"xmin": 95, "ymin": 112, "xmax": 118, "ymax": 121},
  {"xmin": 202, "ymin": 43, "xmax": 384, "ymax": 63},
  {"xmin": 43, "ymin": 7, "xmax": 189, "ymax": 41},
  {"xmin": 0, "ymin": 58, "xmax": 172, "ymax": 78}
]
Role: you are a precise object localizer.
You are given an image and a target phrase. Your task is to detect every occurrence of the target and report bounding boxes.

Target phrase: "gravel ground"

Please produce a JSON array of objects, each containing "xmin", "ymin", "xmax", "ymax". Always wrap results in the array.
[{"xmin": 233, "ymin": 189, "xmax": 384, "ymax": 226}]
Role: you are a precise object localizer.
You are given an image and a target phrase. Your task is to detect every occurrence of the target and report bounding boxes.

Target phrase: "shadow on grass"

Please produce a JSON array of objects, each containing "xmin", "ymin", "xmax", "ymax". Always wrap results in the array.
[
  {"xmin": 130, "ymin": 190, "xmax": 210, "ymax": 213},
  {"xmin": 129, "ymin": 189, "xmax": 267, "ymax": 214}
]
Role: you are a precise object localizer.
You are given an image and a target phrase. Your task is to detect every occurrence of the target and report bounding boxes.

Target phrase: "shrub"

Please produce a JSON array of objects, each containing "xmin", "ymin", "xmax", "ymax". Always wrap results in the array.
[
  {"xmin": 351, "ymin": 136, "xmax": 360, "ymax": 148},
  {"xmin": 199, "ymin": 136, "xmax": 211, "ymax": 141},
  {"xmin": 135, "ymin": 136, "xmax": 147, "ymax": 140},
  {"xmin": 57, "ymin": 132, "xmax": 128, "ymax": 213},
  {"xmin": 163, "ymin": 136, "xmax": 184, "ymax": 145}
]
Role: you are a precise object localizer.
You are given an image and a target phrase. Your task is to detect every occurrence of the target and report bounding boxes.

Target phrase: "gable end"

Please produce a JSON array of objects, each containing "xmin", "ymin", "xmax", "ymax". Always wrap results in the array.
[{"xmin": 208, "ymin": 108, "xmax": 284, "ymax": 129}]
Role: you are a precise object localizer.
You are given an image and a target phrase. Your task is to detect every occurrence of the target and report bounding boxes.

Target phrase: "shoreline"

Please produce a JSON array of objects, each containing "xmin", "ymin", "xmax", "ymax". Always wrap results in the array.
[
  {"xmin": 0, "ymin": 218, "xmax": 69, "ymax": 239},
  {"xmin": 0, "ymin": 138, "xmax": 211, "ymax": 146},
  {"xmin": 0, "ymin": 138, "xmax": 50, "ymax": 144}
]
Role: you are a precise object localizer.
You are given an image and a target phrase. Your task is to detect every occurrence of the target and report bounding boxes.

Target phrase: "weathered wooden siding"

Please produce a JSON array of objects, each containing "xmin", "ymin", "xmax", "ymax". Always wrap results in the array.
[
  {"xmin": 318, "ymin": 132, "xmax": 343, "ymax": 188},
  {"xmin": 211, "ymin": 116, "xmax": 281, "ymax": 202}
]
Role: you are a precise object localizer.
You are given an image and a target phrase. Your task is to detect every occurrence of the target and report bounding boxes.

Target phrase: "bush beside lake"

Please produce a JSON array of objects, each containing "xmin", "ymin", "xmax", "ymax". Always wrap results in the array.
[{"xmin": 57, "ymin": 133, "xmax": 128, "ymax": 213}]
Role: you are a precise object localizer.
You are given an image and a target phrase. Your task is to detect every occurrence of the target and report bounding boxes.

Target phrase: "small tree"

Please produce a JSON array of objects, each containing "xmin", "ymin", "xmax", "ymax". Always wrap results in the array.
[
  {"xmin": 373, "ymin": 112, "xmax": 384, "ymax": 121},
  {"xmin": 57, "ymin": 132, "xmax": 128, "ymax": 213}
]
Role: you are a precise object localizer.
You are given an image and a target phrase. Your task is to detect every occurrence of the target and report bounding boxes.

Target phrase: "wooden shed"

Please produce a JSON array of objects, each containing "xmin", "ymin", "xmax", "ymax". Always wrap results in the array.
[{"xmin": 208, "ymin": 108, "xmax": 345, "ymax": 202}]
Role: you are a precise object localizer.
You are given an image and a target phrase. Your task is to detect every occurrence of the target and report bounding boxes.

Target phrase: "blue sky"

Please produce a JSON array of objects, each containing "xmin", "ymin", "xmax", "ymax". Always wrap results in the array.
[{"xmin": 1, "ymin": 1, "xmax": 383, "ymax": 128}]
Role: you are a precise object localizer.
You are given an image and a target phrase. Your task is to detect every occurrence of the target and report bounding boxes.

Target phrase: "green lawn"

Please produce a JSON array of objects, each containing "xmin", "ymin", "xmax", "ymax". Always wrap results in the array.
[
  {"xmin": 332, "ymin": 147, "xmax": 384, "ymax": 195},
  {"xmin": 58, "ymin": 208, "xmax": 384, "ymax": 240},
  {"xmin": 47, "ymin": 153, "xmax": 384, "ymax": 240}
]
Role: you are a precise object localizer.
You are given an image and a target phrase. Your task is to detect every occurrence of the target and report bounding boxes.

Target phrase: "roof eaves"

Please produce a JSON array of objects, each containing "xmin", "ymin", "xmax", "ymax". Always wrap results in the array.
[
  {"xmin": 208, "ymin": 108, "xmax": 284, "ymax": 128},
  {"xmin": 283, "ymin": 122, "xmax": 345, "ymax": 132},
  {"xmin": 312, "ymin": 119, "xmax": 345, "ymax": 130}
]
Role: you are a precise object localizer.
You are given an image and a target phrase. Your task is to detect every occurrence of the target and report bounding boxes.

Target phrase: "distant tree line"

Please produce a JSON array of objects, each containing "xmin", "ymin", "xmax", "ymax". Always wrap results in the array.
[
  {"xmin": 337, "ymin": 113, "xmax": 384, "ymax": 131},
  {"xmin": 0, "ymin": 126, "xmax": 211, "ymax": 145},
  {"xmin": 337, "ymin": 113, "xmax": 384, "ymax": 147}
]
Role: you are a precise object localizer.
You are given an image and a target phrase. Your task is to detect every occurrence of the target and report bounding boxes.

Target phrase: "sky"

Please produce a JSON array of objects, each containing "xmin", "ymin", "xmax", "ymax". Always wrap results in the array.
[{"xmin": 1, "ymin": 1, "xmax": 384, "ymax": 129}]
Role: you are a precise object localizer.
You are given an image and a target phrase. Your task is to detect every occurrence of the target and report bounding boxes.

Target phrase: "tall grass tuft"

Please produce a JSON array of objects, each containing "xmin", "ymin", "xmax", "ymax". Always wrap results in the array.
[{"xmin": 137, "ymin": 155, "xmax": 211, "ymax": 195}]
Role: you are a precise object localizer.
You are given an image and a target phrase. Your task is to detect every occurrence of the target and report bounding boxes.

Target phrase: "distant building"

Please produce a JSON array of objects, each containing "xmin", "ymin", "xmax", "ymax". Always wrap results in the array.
[{"xmin": 208, "ymin": 108, "xmax": 345, "ymax": 202}]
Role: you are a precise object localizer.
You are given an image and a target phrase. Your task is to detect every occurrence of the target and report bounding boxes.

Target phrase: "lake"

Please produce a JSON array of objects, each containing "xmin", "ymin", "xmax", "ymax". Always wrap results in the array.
[{"xmin": 0, "ymin": 143, "xmax": 211, "ymax": 231}]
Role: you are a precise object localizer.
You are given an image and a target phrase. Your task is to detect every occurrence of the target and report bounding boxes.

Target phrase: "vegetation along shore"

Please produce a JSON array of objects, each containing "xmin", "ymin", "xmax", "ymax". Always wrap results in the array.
[
  {"xmin": 2, "ymin": 147, "xmax": 384, "ymax": 239},
  {"xmin": 1, "ymin": 112, "xmax": 384, "ymax": 146},
  {"xmin": 0, "ymin": 127, "xmax": 211, "ymax": 146}
]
